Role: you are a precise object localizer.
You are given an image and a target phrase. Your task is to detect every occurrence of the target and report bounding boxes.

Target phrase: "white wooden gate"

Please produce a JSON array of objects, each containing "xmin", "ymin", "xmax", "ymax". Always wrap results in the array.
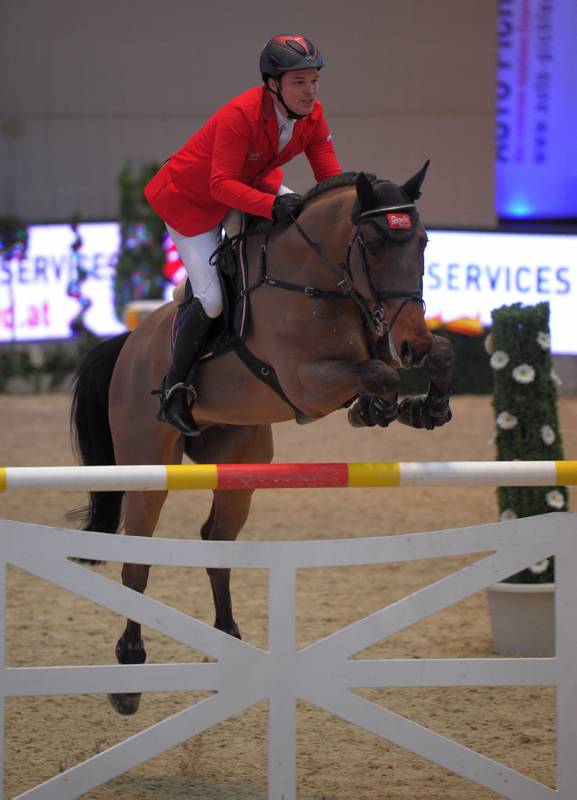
[{"xmin": 0, "ymin": 512, "xmax": 575, "ymax": 799}]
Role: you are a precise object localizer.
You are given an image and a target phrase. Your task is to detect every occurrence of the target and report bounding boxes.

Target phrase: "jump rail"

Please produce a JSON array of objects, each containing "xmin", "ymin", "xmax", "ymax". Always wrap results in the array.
[{"xmin": 1, "ymin": 460, "xmax": 576, "ymax": 492}]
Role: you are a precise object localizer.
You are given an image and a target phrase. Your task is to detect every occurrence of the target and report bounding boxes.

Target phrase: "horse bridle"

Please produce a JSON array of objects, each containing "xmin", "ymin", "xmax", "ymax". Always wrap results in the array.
[
  {"xmin": 241, "ymin": 201, "xmax": 425, "ymax": 346},
  {"xmin": 351, "ymin": 203, "xmax": 425, "ymax": 332},
  {"xmin": 291, "ymin": 202, "xmax": 424, "ymax": 334}
]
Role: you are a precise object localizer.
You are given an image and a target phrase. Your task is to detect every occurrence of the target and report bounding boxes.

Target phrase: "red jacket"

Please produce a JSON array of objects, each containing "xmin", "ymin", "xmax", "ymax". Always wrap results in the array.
[{"xmin": 144, "ymin": 86, "xmax": 341, "ymax": 236}]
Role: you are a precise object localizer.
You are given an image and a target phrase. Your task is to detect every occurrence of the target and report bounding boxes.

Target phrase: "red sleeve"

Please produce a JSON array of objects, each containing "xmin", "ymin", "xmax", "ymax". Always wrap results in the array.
[
  {"xmin": 305, "ymin": 110, "xmax": 342, "ymax": 182},
  {"xmin": 255, "ymin": 167, "xmax": 284, "ymax": 195},
  {"xmin": 209, "ymin": 106, "xmax": 276, "ymax": 218}
]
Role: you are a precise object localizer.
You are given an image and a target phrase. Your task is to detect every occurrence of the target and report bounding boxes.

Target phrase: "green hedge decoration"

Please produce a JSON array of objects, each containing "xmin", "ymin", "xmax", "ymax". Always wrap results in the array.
[
  {"xmin": 113, "ymin": 162, "xmax": 167, "ymax": 321},
  {"xmin": 490, "ymin": 301, "xmax": 568, "ymax": 583}
]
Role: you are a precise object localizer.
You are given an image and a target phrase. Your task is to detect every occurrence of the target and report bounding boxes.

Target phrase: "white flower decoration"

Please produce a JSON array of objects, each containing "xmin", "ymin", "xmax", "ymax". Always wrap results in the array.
[
  {"xmin": 500, "ymin": 509, "xmax": 517, "ymax": 521},
  {"xmin": 28, "ymin": 345, "xmax": 45, "ymax": 369},
  {"xmin": 540, "ymin": 425, "xmax": 555, "ymax": 445},
  {"xmin": 551, "ymin": 370, "xmax": 563, "ymax": 388},
  {"xmin": 490, "ymin": 350, "xmax": 509, "ymax": 370},
  {"xmin": 536, "ymin": 332, "xmax": 550, "ymax": 351},
  {"xmin": 496, "ymin": 411, "xmax": 518, "ymax": 430},
  {"xmin": 529, "ymin": 558, "xmax": 550, "ymax": 575},
  {"xmin": 512, "ymin": 363, "xmax": 535, "ymax": 384},
  {"xmin": 546, "ymin": 490, "xmax": 565, "ymax": 509},
  {"xmin": 484, "ymin": 334, "xmax": 494, "ymax": 355}
]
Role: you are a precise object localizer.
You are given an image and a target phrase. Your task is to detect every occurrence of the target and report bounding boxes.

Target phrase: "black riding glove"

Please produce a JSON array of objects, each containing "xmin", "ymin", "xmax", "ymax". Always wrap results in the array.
[{"xmin": 272, "ymin": 193, "xmax": 301, "ymax": 225}]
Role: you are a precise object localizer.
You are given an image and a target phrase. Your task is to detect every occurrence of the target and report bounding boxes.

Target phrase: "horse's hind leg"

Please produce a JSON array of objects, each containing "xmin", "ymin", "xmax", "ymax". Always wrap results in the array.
[
  {"xmin": 187, "ymin": 424, "xmax": 273, "ymax": 641},
  {"xmin": 109, "ymin": 488, "xmax": 168, "ymax": 716},
  {"xmin": 201, "ymin": 489, "xmax": 253, "ymax": 639}
]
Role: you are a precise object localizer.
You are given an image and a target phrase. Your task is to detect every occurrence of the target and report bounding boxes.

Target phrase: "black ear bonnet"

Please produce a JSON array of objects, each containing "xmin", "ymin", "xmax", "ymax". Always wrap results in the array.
[{"xmin": 351, "ymin": 162, "xmax": 429, "ymax": 242}]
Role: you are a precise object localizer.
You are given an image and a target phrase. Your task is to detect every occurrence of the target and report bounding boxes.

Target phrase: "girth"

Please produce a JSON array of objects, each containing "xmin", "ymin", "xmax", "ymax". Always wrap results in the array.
[{"xmin": 232, "ymin": 339, "xmax": 316, "ymax": 424}]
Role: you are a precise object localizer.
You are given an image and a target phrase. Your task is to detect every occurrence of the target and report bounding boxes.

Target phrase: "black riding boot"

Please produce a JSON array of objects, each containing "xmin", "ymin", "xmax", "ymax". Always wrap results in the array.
[{"xmin": 154, "ymin": 298, "xmax": 213, "ymax": 436}]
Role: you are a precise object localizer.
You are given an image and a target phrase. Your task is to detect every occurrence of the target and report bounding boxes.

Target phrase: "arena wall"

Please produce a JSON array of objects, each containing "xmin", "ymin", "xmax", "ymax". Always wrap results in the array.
[{"xmin": 0, "ymin": 0, "xmax": 495, "ymax": 228}]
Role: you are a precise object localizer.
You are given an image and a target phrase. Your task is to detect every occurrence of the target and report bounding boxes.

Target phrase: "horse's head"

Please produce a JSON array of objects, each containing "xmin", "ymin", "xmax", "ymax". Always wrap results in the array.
[{"xmin": 349, "ymin": 163, "xmax": 432, "ymax": 368}]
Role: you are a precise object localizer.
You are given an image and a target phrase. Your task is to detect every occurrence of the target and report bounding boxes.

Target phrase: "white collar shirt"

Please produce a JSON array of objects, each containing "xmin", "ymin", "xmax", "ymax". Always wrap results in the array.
[{"xmin": 274, "ymin": 105, "xmax": 296, "ymax": 153}]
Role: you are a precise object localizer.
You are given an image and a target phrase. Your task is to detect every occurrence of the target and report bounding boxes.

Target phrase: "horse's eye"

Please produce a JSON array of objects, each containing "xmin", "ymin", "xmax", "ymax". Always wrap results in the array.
[{"xmin": 365, "ymin": 241, "xmax": 382, "ymax": 257}]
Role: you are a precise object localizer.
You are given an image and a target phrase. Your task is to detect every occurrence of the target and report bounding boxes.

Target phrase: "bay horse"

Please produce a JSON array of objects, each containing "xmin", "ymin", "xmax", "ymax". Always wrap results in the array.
[{"xmin": 71, "ymin": 164, "xmax": 454, "ymax": 715}]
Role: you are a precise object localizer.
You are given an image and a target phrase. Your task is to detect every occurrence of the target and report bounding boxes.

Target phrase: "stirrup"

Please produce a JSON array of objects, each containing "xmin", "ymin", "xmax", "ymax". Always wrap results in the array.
[
  {"xmin": 151, "ymin": 380, "xmax": 197, "ymax": 408},
  {"xmin": 151, "ymin": 381, "xmax": 201, "ymax": 436}
]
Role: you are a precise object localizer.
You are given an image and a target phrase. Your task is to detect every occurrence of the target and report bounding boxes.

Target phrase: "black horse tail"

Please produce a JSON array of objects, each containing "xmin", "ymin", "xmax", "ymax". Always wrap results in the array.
[{"xmin": 69, "ymin": 333, "xmax": 130, "ymax": 533}]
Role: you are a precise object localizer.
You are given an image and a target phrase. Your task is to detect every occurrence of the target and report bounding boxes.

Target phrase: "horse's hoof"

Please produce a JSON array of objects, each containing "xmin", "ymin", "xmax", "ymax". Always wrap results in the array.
[
  {"xmin": 115, "ymin": 635, "xmax": 147, "ymax": 665},
  {"xmin": 347, "ymin": 395, "xmax": 398, "ymax": 428},
  {"xmin": 397, "ymin": 394, "xmax": 452, "ymax": 430},
  {"xmin": 108, "ymin": 692, "xmax": 142, "ymax": 715}
]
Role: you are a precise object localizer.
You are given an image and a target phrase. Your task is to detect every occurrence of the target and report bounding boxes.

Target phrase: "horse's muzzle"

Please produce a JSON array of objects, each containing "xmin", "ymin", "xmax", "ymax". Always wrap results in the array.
[{"xmin": 400, "ymin": 337, "xmax": 432, "ymax": 369}]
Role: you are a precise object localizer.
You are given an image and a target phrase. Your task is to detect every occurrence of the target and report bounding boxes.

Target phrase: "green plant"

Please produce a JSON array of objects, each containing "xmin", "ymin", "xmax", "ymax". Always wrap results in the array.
[
  {"xmin": 113, "ymin": 162, "xmax": 167, "ymax": 321},
  {"xmin": 490, "ymin": 302, "xmax": 568, "ymax": 583}
]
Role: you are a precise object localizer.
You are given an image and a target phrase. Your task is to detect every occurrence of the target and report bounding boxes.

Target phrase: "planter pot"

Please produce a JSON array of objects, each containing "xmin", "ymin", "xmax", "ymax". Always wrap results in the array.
[{"xmin": 486, "ymin": 582, "xmax": 555, "ymax": 657}]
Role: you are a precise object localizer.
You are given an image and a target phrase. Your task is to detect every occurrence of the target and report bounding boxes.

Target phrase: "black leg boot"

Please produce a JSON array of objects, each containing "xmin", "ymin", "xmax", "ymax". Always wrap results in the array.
[{"xmin": 153, "ymin": 298, "xmax": 213, "ymax": 436}]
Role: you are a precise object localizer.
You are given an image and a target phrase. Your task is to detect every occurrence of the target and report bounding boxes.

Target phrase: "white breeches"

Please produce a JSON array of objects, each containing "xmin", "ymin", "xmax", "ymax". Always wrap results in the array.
[
  {"xmin": 166, "ymin": 185, "xmax": 294, "ymax": 319},
  {"xmin": 166, "ymin": 223, "xmax": 223, "ymax": 318}
]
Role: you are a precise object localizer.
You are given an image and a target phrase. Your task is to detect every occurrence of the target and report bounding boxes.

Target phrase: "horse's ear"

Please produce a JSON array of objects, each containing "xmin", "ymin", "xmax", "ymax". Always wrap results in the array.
[
  {"xmin": 401, "ymin": 160, "xmax": 430, "ymax": 200},
  {"xmin": 356, "ymin": 172, "xmax": 376, "ymax": 211}
]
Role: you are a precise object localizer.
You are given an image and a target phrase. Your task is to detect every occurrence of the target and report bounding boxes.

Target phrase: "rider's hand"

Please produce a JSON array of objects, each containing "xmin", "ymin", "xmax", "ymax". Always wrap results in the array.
[{"xmin": 272, "ymin": 193, "xmax": 302, "ymax": 224}]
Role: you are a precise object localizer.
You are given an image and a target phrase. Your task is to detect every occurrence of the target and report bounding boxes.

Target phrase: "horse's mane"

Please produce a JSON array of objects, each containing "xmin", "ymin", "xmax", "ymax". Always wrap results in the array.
[
  {"xmin": 301, "ymin": 171, "xmax": 412, "ymax": 216},
  {"xmin": 299, "ymin": 171, "xmax": 377, "ymax": 207},
  {"xmin": 243, "ymin": 171, "xmax": 408, "ymax": 236}
]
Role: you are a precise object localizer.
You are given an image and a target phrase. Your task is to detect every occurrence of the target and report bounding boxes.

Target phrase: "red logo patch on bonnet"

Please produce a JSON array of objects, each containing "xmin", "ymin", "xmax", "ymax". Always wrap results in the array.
[{"xmin": 386, "ymin": 213, "xmax": 412, "ymax": 229}]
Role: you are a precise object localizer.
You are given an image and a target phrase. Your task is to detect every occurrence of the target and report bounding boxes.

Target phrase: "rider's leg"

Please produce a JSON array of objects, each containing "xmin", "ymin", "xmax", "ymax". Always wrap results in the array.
[{"xmin": 155, "ymin": 224, "xmax": 223, "ymax": 437}]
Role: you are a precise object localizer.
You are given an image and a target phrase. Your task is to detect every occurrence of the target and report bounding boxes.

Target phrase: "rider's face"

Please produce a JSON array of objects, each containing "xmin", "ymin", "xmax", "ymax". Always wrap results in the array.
[{"xmin": 270, "ymin": 69, "xmax": 320, "ymax": 116}]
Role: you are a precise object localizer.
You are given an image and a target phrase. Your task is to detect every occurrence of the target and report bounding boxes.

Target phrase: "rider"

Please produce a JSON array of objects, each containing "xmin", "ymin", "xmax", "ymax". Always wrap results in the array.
[{"xmin": 144, "ymin": 34, "xmax": 342, "ymax": 436}]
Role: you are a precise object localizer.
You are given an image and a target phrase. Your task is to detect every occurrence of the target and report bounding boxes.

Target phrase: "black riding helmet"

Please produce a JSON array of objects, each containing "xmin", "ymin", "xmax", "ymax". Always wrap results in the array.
[{"xmin": 260, "ymin": 35, "xmax": 325, "ymax": 120}]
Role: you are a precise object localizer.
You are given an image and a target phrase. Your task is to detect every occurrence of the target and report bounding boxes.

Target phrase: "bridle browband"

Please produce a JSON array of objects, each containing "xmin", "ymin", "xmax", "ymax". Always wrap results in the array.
[{"xmin": 355, "ymin": 202, "xmax": 416, "ymax": 220}]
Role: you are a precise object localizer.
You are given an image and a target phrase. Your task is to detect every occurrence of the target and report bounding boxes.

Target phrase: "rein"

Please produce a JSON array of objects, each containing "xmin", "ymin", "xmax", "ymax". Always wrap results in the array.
[{"xmin": 242, "ymin": 203, "xmax": 424, "ymax": 339}]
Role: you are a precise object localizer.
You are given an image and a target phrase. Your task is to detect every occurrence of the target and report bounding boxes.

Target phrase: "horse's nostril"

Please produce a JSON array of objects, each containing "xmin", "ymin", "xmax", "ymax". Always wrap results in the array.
[{"xmin": 400, "ymin": 341, "xmax": 415, "ymax": 365}]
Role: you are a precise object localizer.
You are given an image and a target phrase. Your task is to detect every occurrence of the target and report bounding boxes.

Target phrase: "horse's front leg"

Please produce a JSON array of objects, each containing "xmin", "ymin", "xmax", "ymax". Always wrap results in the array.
[
  {"xmin": 397, "ymin": 334, "xmax": 455, "ymax": 429},
  {"xmin": 109, "ymin": 489, "xmax": 167, "ymax": 716},
  {"xmin": 297, "ymin": 358, "xmax": 400, "ymax": 427}
]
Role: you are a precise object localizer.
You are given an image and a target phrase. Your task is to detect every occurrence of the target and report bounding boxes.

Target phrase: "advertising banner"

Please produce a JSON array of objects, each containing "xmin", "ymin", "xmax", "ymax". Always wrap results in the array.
[
  {"xmin": 425, "ymin": 228, "xmax": 576, "ymax": 354},
  {"xmin": 496, "ymin": 0, "xmax": 577, "ymax": 218},
  {"xmin": 0, "ymin": 223, "xmax": 125, "ymax": 343}
]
